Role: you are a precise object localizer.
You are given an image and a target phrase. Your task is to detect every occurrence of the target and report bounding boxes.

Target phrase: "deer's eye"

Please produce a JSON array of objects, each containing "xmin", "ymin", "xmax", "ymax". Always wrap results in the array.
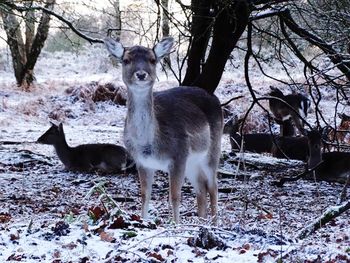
[
  {"xmin": 123, "ymin": 58, "xmax": 130, "ymax": 65},
  {"xmin": 150, "ymin": 58, "xmax": 156, "ymax": 64}
]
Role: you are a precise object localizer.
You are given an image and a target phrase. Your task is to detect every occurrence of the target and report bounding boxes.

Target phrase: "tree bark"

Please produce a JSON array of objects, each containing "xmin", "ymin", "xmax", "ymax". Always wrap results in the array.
[
  {"xmin": 183, "ymin": 0, "xmax": 250, "ymax": 94},
  {"xmin": 25, "ymin": 1, "xmax": 35, "ymax": 56},
  {"xmin": 0, "ymin": 0, "xmax": 55, "ymax": 89},
  {"xmin": 161, "ymin": 0, "xmax": 171, "ymax": 67},
  {"xmin": 21, "ymin": 0, "xmax": 55, "ymax": 89},
  {"xmin": 182, "ymin": 0, "xmax": 213, "ymax": 86},
  {"xmin": 0, "ymin": 3, "xmax": 26, "ymax": 85},
  {"xmin": 112, "ymin": 0, "xmax": 121, "ymax": 38},
  {"xmin": 194, "ymin": 0, "xmax": 250, "ymax": 93}
]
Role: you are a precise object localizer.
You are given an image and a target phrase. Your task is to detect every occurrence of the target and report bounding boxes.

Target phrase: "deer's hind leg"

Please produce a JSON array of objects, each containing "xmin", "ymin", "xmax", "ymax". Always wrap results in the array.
[
  {"xmin": 201, "ymin": 165, "xmax": 218, "ymax": 219},
  {"xmin": 205, "ymin": 148, "xmax": 220, "ymax": 221},
  {"xmin": 194, "ymin": 168, "xmax": 209, "ymax": 218}
]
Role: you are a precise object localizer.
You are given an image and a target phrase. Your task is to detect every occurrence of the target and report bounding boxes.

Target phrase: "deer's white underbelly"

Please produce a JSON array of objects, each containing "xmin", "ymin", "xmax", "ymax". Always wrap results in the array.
[
  {"xmin": 135, "ymin": 149, "xmax": 210, "ymax": 184},
  {"xmin": 184, "ymin": 150, "xmax": 211, "ymax": 191},
  {"xmin": 137, "ymin": 154, "xmax": 171, "ymax": 172}
]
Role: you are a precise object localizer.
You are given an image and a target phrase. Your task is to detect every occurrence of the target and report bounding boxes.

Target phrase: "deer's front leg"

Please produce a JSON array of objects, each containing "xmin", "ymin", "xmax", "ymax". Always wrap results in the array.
[
  {"xmin": 169, "ymin": 164, "xmax": 185, "ymax": 223},
  {"xmin": 138, "ymin": 166, "xmax": 155, "ymax": 219}
]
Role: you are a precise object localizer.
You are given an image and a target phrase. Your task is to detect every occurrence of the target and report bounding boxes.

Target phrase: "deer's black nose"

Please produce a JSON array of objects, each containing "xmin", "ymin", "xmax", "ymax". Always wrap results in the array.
[{"xmin": 136, "ymin": 72, "xmax": 147, "ymax": 80}]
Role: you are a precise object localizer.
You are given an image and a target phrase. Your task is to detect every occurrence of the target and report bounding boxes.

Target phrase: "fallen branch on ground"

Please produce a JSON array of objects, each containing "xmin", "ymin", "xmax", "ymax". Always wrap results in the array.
[{"xmin": 297, "ymin": 200, "xmax": 350, "ymax": 239}]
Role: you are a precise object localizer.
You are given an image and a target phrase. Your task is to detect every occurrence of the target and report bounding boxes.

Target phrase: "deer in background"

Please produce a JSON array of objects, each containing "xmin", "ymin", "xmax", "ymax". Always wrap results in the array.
[
  {"xmin": 223, "ymin": 116, "xmax": 309, "ymax": 160},
  {"xmin": 104, "ymin": 37, "xmax": 223, "ymax": 223},
  {"xmin": 274, "ymin": 130, "xmax": 350, "ymax": 186},
  {"xmin": 307, "ymin": 130, "xmax": 350, "ymax": 183},
  {"xmin": 37, "ymin": 122, "xmax": 134, "ymax": 173},
  {"xmin": 325, "ymin": 113, "xmax": 350, "ymax": 147},
  {"xmin": 223, "ymin": 116, "xmax": 274, "ymax": 154},
  {"xmin": 271, "ymin": 136, "xmax": 309, "ymax": 161},
  {"xmin": 269, "ymin": 86, "xmax": 310, "ymax": 136}
]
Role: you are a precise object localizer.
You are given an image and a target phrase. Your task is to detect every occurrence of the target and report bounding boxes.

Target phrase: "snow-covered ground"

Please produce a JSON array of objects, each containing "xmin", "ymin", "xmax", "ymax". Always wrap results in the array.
[{"xmin": 0, "ymin": 44, "xmax": 349, "ymax": 262}]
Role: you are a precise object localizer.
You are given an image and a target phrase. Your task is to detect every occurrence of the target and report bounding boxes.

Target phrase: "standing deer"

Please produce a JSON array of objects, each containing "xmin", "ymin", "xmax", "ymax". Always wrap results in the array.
[
  {"xmin": 269, "ymin": 87, "xmax": 310, "ymax": 135},
  {"xmin": 37, "ymin": 122, "xmax": 134, "ymax": 173},
  {"xmin": 274, "ymin": 118, "xmax": 295, "ymax": 137},
  {"xmin": 104, "ymin": 37, "xmax": 223, "ymax": 223}
]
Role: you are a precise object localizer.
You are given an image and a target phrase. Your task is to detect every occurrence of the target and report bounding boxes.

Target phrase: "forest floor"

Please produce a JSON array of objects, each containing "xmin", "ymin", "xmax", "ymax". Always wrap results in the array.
[{"xmin": 0, "ymin": 47, "xmax": 349, "ymax": 262}]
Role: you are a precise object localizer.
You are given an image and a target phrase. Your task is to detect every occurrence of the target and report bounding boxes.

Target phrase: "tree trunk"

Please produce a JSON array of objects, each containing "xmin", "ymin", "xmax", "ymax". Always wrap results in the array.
[
  {"xmin": 21, "ymin": 0, "xmax": 55, "ymax": 89},
  {"xmin": 0, "ymin": 4, "xmax": 26, "ymax": 85},
  {"xmin": 193, "ymin": 0, "xmax": 250, "ymax": 93},
  {"xmin": 25, "ymin": 1, "xmax": 35, "ymax": 56},
  {"xmin": 182, "ymin": 0, "xmax": 213, "ymax": 86},
  {"xmin": 161, "ymin": 0, "xmax": 171, "ymax": 67},
  {"xmin": 183, "ymin": 0, "xmax": 250, "ymax": 94},
  {"xmin": 0, "ymin": 0, "xmax": 55, "ymax": 90},
  {"xmin": 112, "ymin": 0, "xmax": 121, "ymax": 38}
]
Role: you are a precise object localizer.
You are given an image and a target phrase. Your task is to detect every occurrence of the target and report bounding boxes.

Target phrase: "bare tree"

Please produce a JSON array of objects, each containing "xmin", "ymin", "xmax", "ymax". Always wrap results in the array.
[
  {"xmin": 183, "ymin": 0, "xmax": 249, "ymax": 93},
  {"xmin": 0, "ymin": 0, "xmax": 55, "ymax": 90}
]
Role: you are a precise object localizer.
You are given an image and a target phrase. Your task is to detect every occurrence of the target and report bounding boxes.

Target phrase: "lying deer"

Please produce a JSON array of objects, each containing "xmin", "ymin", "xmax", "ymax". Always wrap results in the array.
[
  {"xmin": 271, "ymin": 136, "xmax": 309, "ymax": 161},
  {"xmin": 307, "ymin": 130, "xmax": 350, "ymax": 183},
  {"xmin": 223, "ymin": 116, "xmax": 274, "ymax": 154},
  {"xmin": 104, "ymin": 37, "xmax": 223, "ymax": 223},
  {"xmin": 232, "ymin": 133, "xmax": 274, "ymax": 154},
  {"xmin": 37, "ymin": 122, "xmax": 134, "ymax": 173},
  {"xmin": 269, "ymin": 86, "xmax": 310, "ymax": 135},
  {"xmin": 275, "ymin": 130, "xmax": 350, "ymax": 186},
  {"xmin": 224, "ymin": 115, "xmax": 309, "ymax": 160}
]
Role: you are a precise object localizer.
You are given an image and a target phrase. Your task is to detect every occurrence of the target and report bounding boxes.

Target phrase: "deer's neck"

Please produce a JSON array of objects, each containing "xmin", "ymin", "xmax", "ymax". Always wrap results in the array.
[
  {"xmin": 53, "ymin": 135, "xmax": 72, "ymax": 166},
  {"xmin": 126, "ymin": 86, "xmax": 157, "ymax": 145},
  {"xmin": 308, "ymin": 148, "xmax": 322, "ymax": 169}
]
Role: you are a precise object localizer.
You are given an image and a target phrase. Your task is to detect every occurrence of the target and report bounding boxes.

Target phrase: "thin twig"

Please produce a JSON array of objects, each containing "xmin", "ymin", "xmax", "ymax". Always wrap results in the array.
[{"xmin": 220, "ymin": 95, "xmax": 244, "ymax": 107}]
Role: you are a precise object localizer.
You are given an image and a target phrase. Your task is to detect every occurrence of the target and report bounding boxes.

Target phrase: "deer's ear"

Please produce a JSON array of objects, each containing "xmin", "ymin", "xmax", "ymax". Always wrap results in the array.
[
  {"xmin": 104, "ymin": 37, "xmax": 124, "ymax": 60},
  {"xmin": 153, "ymin": 37, "xmax": 174, "ymax": 60}
]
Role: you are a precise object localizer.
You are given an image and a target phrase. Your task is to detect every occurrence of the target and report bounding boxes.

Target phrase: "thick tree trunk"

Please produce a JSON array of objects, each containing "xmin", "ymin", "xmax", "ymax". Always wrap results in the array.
[
  {"xmin": 182, "ymin": 0, "xmax": 213, "ymax": 86},
  {"xmin": 1, "ymin": 5, "xmax": 26, "ymax": 85},
  {"xmin": 21, "ymin": 0, "xmax": 55, "ymax": 89},
  {"xmin": 25, "ymin": 1, "xmax": 35, "ymax": 55},
  {"xmin": 0, "ymin": 0, "xmax": 55, "ymax": 90},
  {"xmin": 193, "ymin": 0, "xmax": 250, "ymax": 93},
  {"xmin": 183, "ymin": 0, "xmax": 250, "ymax": 94}
]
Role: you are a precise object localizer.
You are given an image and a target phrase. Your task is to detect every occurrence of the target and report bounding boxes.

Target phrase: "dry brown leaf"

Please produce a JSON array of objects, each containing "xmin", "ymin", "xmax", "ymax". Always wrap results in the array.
[{"xmin": 100, "ymin": 231, "xmax": 115, "ymax": 243}]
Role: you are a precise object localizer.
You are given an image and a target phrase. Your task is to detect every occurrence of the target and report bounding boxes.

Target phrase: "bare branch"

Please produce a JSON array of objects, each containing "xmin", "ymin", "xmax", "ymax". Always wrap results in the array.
[{"xmin": 1, "ymin": 1, "xmax": 103, "ymax": 44}]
